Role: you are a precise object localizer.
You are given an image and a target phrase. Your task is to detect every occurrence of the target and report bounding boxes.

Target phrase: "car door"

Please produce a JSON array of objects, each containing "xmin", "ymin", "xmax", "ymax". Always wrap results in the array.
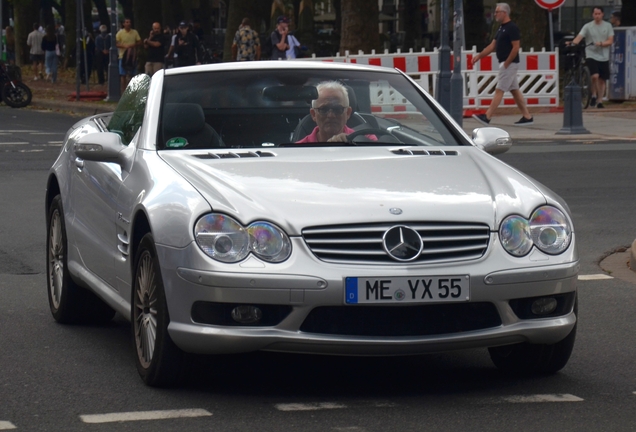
[{"xmin": 70, "ymin": 74, "xmax": 150, "ymax": 289}]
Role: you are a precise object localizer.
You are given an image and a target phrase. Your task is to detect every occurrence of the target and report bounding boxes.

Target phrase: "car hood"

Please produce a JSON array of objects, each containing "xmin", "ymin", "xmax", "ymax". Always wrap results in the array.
[{"xmin": 159, "ymin": 147, "xmax": 546, "ymax": 234}]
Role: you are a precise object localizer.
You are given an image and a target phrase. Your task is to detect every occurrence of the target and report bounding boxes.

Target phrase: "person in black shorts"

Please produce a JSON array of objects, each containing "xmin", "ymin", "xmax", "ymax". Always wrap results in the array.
[{"xmin": 570, "ymin": 7, "xmax": 614, "ymax": 108}]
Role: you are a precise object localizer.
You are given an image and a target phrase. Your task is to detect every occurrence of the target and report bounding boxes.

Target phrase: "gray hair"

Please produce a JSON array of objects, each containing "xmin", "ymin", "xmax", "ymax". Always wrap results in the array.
[
  {"xmin": 312, "ymin": 81, "xmax": 350, "ymax": 108},
  {"xmin": 496, "ymin": 3, "xmax": 510, "ymax": 15},
  {"xmin": 99, "ymin": 24, "xmax": 107, "ymax": 32}
]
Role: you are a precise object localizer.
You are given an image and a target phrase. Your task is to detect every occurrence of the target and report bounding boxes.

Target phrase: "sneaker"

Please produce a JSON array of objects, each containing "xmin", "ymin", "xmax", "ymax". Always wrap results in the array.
[
  {"xmin": 596, "ymin": 103, "xmax": 605, "ymax": 109},
  {"xmin": 590, "ymin": 96, "xmax": 597, "ymax": 107},
  {"xmin": 472, "ymin": 113, "xmax": 490, "ymax": 125},
  {"xmin": 514, "ymin": 116, "xmax": 534, "ymax": 126}
]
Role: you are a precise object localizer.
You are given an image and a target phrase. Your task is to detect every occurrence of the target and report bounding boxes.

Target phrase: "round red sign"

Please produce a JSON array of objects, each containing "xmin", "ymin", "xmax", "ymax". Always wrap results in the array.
[{"xmin": 534, "ymin": 0, "xmax": 566, "ymax": 10}]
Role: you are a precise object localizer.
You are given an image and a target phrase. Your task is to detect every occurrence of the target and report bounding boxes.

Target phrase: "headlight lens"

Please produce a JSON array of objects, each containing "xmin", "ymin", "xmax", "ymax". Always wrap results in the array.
[
  {"xmin": 194, "ymin": 214, "xmax": 291, "ymax": 263},
  {"xmin": 529, "ymin": 206, "xmax": 571, "ymax": 254},
  {"xmin": 499, "ymin": 215, "xmax": 533, "ymax": 256},
  {"xmin": 499, "ymin": 206, "xmax": 572, "ymax": 257},
  {"xmin": 194, "ymin": 214, "xmax": 249, "ymax": 263},
  {"xmin": 247, "ymin": 222, "xmax": 291, "ymax": 262}
]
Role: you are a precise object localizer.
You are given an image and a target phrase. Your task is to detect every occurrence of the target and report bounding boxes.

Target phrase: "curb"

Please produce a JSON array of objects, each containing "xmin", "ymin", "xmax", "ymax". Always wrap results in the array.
[
  {"xmin": 31, "ymin": 98, "xmax": 115, "ymax": 117},
  {"xmin": 631, "ymin": 239, "xmax": 636, "ymax": 274}
]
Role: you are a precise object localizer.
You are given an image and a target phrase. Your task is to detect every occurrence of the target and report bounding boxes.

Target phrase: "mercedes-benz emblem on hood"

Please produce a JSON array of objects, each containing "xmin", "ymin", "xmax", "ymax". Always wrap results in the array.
[{"xmin": 382, "ymin": 226, "xmax": 423, "ymax": 262}]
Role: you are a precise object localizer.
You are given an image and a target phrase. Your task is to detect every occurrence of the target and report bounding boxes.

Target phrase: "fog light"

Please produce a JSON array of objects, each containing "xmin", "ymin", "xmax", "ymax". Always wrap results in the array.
[
  {"xmin": 531, "ymin": 297, "xmax": 558, "ymax": 315},
  {"xmin": 231, "ymin": 305, "xmax": 262, "ymax": 324}
]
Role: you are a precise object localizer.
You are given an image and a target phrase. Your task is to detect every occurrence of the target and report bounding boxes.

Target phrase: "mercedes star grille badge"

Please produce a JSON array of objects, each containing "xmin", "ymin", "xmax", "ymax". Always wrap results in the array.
[{"xmin": 382, "ymin": 225, "xmax": 423, "ymax": 262}]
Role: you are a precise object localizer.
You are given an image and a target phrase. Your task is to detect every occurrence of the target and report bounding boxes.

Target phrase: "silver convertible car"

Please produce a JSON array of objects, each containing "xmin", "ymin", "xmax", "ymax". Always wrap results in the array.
[{"xmin": 46, "ymin": 62, "xmax": 578, "ymax": 386}]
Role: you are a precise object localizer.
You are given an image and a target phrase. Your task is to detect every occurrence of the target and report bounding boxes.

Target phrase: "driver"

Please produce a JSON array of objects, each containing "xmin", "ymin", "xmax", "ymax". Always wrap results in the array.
[{"xmin": 296, "ymin": 81, "xmax": 377, "ymax": 143}]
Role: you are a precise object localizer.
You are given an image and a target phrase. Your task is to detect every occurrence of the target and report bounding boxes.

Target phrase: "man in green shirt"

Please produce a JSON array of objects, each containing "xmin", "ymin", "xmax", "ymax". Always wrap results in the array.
[{"xmin": 570, "ymin": 6, "xmax": 614, "ymax": 108}]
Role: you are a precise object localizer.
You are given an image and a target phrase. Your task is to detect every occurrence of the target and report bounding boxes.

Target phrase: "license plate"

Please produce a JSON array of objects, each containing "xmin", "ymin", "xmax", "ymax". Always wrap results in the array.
[{"xmin": 345, "ymin": 275, "xmax": 470, "ymax": 304}]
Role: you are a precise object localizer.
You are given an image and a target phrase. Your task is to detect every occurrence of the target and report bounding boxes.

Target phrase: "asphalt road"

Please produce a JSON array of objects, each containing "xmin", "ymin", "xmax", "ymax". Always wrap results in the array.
[{"xmin": 1, "ymin": 106, "xmax": 636, "ymax": 431}]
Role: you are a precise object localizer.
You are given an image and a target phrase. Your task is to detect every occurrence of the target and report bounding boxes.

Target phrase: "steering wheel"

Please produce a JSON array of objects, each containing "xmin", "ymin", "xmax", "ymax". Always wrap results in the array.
[{"xmin": 347, "ymin": 128, "xmax": 402, "ymax": 143}]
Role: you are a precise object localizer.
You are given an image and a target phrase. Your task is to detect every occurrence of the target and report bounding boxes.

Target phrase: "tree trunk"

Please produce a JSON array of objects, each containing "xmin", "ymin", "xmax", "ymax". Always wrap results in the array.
[
  {"xmin": 402, "ymin": 0, "xmax": 421, "ymax": 51},
  {"xmin": 13, "ymin": 0, "xmax": 40, "ymax": 66},
  {"xmin": 508, "ymin": 1, "xmax": 545, "ymax": 51},
  {"xmin": 93, "ymin": 0, "xmax": 111, "ymax": 29},
  {"xmin": 464, "ymin": 0, "xmax": 487, "ymax": 51},
  {"xmin": 622, "ymin": 3, "xmax": 636, "ymax": 27},
  {"xmin": 340, "ymin": 0, "xmax": 380, "ymax": 55},
  {"xmin": 119, "ymin": 0, "xmax": 134, "ymax": 22}
]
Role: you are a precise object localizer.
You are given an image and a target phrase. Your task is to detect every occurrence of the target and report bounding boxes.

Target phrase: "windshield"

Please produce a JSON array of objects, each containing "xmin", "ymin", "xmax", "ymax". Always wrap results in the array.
[{"xmin": 158, "ymin": 68, "xmax": 468, "ymax": 150}]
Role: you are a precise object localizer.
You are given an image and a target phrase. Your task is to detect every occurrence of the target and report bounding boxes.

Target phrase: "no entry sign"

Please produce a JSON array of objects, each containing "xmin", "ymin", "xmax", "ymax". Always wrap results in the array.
[{"xmin": 535, "ymin": 0, "xmax": 566, "ymax": 10}]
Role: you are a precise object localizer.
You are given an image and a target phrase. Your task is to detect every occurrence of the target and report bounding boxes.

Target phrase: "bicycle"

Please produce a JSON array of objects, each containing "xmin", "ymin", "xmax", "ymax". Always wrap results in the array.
[{"xmin": 562, "ymin": 42, "xmax": 593, "ymax": 109}]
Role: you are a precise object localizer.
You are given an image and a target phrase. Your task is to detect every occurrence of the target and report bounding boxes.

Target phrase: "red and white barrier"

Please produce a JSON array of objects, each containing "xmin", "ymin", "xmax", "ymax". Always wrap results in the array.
[{"xmin": 299, "ymin": 47, "xmax": 560, "ymax": 111}]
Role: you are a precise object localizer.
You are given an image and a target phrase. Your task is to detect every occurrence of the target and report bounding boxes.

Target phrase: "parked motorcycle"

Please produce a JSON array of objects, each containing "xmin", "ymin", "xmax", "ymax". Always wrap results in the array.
[{"xmin": 0, "ymin": 61, "xmax": 32, "ymax": 108}]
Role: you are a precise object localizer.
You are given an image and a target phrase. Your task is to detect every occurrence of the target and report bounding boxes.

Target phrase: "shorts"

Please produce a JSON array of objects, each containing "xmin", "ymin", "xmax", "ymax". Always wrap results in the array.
[
  {"xmin": 496, "ymin": 62, "xmax": 519, "ymax": 92},
  {"xmin": 586, "ymin": 58, "xmax": 610, "ymax": 81},
  {"xmin": 144, "ymin": 61, "xmax": 164, "ymax": 76},
  {"xmin": 30, "ymin": 54, "xmax": 44, "ymax": 63},
  {"xmin": 119, "ymin": 58, "xmax": 137, "ymax": 77}
]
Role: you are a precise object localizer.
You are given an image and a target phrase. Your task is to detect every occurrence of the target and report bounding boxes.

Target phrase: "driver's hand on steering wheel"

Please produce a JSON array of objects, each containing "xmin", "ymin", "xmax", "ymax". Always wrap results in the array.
[{"xmin": 326, "ymin": 133, "xmax": 349, "ymax": 143}]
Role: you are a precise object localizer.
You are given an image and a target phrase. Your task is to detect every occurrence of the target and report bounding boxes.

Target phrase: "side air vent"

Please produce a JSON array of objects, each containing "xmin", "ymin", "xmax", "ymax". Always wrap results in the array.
[
  {"xmin": 195, "ymin": 150, "xmax": 276, "ymax": 159},
  {"xmin": 390, "ymin": 148, "xmax": 458, "ymax": 156}
]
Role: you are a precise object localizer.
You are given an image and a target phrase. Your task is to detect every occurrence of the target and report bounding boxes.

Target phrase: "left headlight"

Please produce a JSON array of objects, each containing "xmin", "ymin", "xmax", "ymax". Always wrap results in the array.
[
  {"xmin": 499, "ymin": 206, "xmax": 572, "ymax": 256},
  {"xmin": 194, "ymin": 214, "xmax": 291, "ymax": 263}
]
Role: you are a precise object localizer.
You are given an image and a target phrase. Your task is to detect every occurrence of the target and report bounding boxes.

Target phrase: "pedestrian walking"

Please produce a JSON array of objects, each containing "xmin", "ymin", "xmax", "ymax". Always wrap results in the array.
[
  {"xmin": 26, "ymin": 23, "xmax": 45, "ymax": 80},
  {"xmin": 231, "ymin": 18, "xmax": 261, "ymax": 61},
  {"xmin": 270, "ymin": 16, "xmax": 290, "ymax": 60},
  {"xmin": 41, "ymin": 25, "xmax": 58, "ymax": 83},
  {"xmin": 5, "ymin": 26, "xmax": 16, "ymax": 65},
  {"xmin": 95, "ymin": 25, "xmax": 111, "ymax": 85},
  {"xmin": 144, "ymin": 22, "xmax": 166, "ymax": 75},
  {"xmin": 569, "ymin": 6, "xmax": 614, "ymax": 108},
  {"xmin": 471, "ymin": 3, "xmax": 533, "ymax": 126},
  {"xmin": 116, "ymin": 18, "xmax": 142, "ymax": 92}
]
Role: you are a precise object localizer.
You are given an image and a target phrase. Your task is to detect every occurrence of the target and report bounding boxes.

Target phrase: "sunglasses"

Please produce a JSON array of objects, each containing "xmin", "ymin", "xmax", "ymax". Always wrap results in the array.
[{"xmin": 315, "ymin": 105, "xmax": 346, "ymax": 115}]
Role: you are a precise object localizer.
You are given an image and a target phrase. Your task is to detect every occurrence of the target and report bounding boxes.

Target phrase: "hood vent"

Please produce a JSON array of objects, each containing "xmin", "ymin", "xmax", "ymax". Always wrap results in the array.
[
  {"xmin": 194, "ymin": 150, "xmax": 276, "ymax": 159},
  {"xmin": 390, "ymin": 148, "xmax": 458, "ymax": 156}
]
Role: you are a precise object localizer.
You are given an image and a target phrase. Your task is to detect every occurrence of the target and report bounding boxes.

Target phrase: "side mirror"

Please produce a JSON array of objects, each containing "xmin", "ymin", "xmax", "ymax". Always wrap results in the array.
[
  {"xmin": 74, "ymin": 132, "xmax": 126, "ymax": 163},
  {"xmin": 472, "ymin": 127, "xmax": 512, "ymax": 155}
]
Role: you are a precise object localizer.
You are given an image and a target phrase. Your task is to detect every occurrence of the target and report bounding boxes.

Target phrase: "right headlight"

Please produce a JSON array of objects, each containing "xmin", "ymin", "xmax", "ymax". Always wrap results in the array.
[
  {"xmin": 499, "ymin": 206, "xmax": 572, "ymax": 256},
  {"xmin": 194, "ymin": 214, "xmax": 291, "ymax": 263}
]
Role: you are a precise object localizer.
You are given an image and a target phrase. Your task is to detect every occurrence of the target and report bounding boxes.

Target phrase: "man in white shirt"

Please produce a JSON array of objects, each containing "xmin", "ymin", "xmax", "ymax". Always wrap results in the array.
[{"xmin": 26, "ymin": 23, "xmax": 45, "ymax": 80}]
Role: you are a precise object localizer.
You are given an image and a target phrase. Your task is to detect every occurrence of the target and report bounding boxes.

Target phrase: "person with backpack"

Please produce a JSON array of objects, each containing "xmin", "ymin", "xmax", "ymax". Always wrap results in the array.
[
  {"xmin": 270, "ymin": 16, "xmax": 290, "ymax": 60},
  {"xmin": 231, "ymin": 18, "xmax": 261, "ymax": 61}
]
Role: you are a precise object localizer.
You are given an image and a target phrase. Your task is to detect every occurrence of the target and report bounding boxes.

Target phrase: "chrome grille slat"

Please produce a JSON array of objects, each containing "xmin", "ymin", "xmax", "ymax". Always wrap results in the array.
[{"xmin": 303, "ymin": 222, "xmax": 489, "ymax": 265}]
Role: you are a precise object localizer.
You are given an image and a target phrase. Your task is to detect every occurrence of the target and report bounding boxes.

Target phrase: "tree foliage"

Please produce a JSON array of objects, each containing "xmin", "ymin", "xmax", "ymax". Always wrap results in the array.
[{"xmin": 340, "ymin": 0, "xmax": 380, "ymax": 54}]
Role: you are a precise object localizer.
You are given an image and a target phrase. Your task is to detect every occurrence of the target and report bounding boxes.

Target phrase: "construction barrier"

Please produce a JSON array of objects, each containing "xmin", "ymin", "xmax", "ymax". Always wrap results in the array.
[{"xmin": 299, "ymin": 47, "xmax": 560, "ymax": 113}]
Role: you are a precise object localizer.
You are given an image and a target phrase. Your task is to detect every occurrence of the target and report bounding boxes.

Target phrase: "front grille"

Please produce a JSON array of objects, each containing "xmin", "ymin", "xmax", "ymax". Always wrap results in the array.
[
  {"xmin": 299, "ymin": 303, "xmax": 501, "ymax": 336},
  {"xmin": 302, "ymin": 222, "xmax": 490, "ymax": 265}
]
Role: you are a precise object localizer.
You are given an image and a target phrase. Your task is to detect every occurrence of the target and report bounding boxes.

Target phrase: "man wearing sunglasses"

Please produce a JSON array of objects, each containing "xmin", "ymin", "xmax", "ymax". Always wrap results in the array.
[{"xmin": 296, "ymin": 81, "xmax": 377, "ymax": 143}]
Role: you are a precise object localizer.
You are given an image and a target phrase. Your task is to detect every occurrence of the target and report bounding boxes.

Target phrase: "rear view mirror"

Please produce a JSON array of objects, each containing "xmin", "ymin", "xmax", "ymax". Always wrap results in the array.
[
  {"xmin": 262, "ymin": 85, "xmax": 318, "ymax": 102},
  {"xmin": 472, "ymin": 127, "xmax": 512, "ymax": 155}
]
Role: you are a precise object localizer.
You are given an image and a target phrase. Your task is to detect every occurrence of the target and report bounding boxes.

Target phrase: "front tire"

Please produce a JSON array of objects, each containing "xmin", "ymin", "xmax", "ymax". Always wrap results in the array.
[
  {"xmin": 2, "ymin": 82, "xmax": 32, "ymax": 108},
  {"xmin": 47, "ymin": 195, "xmax": 115, "ymax": 324},
  {"xmin": 132, "ymin": 234, "xmax": 184, "ymax": 387},
  {"xmin": 489, "ymin": 300, "xmax": 577, "ymax": 374}
]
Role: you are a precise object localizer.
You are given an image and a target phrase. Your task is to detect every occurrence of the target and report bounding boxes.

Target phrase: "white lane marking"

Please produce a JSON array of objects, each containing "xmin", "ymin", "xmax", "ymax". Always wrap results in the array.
[
  {"xmin": 578, "ymin": 274, "xmax": 614, "ymax": 280},
  {"xmin": 0, "ymin": 421, "xmax": 17, "ymax": 430},
  {"xmin": 275, "ymin": 402, "xmax": 347, "ymax": 412},
  {"xmin": 0, "ymin": 142, "xmax": 29, "ymax": 145},
  {"xmin": 30, "ymin": 132, "xmax": 63, "ymax": 135},
  {"xmin": 79, "ymin": 408, "xmax": 212, "ymax": 424},
  {"xmin": 503, "ymin": 394, "xmax": 584, "ymax": 403},
  {"xmin": 0, "ymin": 130, "xmax": 37, "ymax": 133},
  {"xmin": 47, "ymin": 141, "xmax": 64, "ymax": 144}
]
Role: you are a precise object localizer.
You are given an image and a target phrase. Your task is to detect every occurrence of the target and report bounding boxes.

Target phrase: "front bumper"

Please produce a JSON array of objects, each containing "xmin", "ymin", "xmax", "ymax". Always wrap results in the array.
[{"xmin": 157, "ymin": 237, "xmax": 578, "ymax": 356}]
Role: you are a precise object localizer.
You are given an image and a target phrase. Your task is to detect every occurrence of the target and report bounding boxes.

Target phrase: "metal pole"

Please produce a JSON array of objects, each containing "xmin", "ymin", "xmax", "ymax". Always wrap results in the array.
[
  {"xmin": 450, "ymin": 0, "xmax": 464, "ymax": 125},
  {"xmin": 436, "ymin": 0, "xmax": 451, "ymax": 111},
  {"xmin": 549, "ymin": 9, "xmax": 554, "ymax": 51},
  {"xmin": 106, "ymin": 0, "xmax": 120, "ymax": 102},
  {"xmin": 80, "ymin": 0, "xmax": 89, "ymax": 92},
  {"xmin": 76, "ymin": 0, "xmax": 81, "ymax": 101}
]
